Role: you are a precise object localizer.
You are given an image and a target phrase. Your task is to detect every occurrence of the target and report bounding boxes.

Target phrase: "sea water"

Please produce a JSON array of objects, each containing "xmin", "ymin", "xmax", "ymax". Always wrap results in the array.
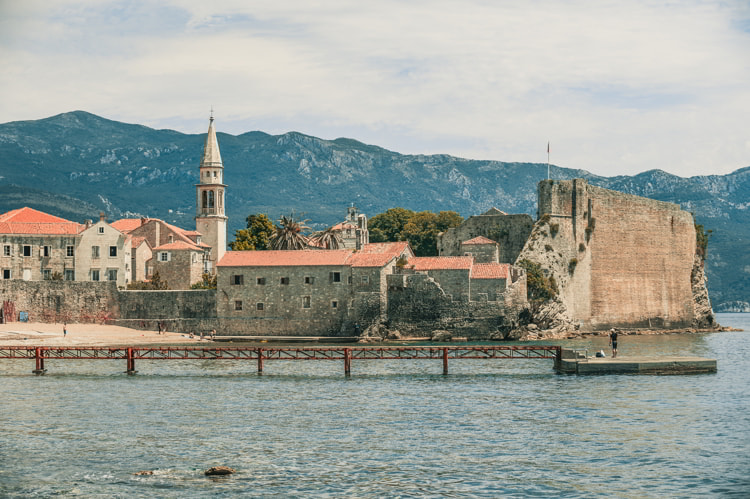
[{"xmin": 0, "ymin": 313, "xmax": 748, "ymax": 498}]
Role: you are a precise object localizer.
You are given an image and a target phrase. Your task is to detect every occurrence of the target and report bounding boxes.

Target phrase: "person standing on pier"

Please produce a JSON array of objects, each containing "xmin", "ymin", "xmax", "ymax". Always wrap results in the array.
[
  {"xmin": 609, "ymin": 328, "xmax": 618, "ymax": 358},
  {"xmin": 63, "ymin": 323, "xmax": 67, "ymax": 338}
]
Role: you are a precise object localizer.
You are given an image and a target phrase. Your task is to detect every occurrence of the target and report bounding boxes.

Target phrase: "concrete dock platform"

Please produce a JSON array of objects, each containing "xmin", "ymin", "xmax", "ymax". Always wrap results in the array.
[{"xmin": 556, "ymin": 349, "xmax": 716, "ymax": 374}]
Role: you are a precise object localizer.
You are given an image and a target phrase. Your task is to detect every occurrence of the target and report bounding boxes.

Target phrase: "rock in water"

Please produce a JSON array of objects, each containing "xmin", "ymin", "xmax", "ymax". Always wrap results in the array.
[
  {"xmin": 205, "ymin": 466, "xmax": 235, "ymax": 476},
  {"xmin": 133, "ymin": 470, "xmax": 153, "ymax": 476}
]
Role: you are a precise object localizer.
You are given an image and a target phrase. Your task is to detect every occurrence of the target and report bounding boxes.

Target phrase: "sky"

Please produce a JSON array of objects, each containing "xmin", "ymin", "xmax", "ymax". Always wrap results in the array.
[{"xmin": 1, "ymin": 0, "xmax": 749, "ymax": 178}]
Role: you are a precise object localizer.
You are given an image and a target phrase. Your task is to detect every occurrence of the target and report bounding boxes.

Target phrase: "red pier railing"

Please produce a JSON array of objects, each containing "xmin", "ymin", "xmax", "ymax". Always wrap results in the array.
[{"xmin": 0, "ymin": 345, "xmax": 562, "ymax": 375}]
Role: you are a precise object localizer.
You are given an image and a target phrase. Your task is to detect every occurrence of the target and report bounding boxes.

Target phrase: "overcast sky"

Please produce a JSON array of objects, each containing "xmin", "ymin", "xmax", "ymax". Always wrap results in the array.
[{"xmin": 1, "ymin": 0, "xmax": 748, "ymax": 178}]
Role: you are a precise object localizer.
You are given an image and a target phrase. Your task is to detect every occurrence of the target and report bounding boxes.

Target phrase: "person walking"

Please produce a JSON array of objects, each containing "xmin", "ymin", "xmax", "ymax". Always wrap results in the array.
[
  {"xmin": 63, "ymin": 322, "xmax": 67, "ymax": 338},
  {"xmin": 609, "ymin": 328, "xmax": 618, "ymax": 358}
]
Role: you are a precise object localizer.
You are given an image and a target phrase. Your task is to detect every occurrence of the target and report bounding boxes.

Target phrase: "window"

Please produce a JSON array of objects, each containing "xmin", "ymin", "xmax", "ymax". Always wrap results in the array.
[
  {"xmin": 43, "ymin": 269, "xmax": 51, "ymax": 280},
  {"xmin": 235, "ymin": 300, "xmax": 243, "ymax": 311},
  {"xmin": 160, "ymin": 252, "xmax": 170, "ymax": 262},
  {"xmin": 98, "ymin": 227, "xmax": 105, "ymax": 234},
  {"xmin": 92, "ymin": 246, "xmax": 100, "ymax": 258},
  {"xmin": 3, "ymin": 245, "xmax": 10, "ymax": 256},
  {"xmin": 302, "ymin": 296, "xmax": 311, "ymax": 309},
  {"xmin": 330, "ymin": 272, "xmax": 341, "ymax": 283},
  {"xmin": 43, "ymin": 246, "xmax": 50, "ymax": 257},
  {"xmin": 256, "ymin": 277, "xmax": 266, "ymax": 285},
  {"xmin": 109, "ymin": 246, "xmax": 117, "ymax": 257},
  {"xmin": 256, "ymin": 303, "xmax": 264, "ymax": 311},
  {"xmin": 280, "ymin": 277, "xmax": 289, "ymax": 285},
  {"xmin": 3, "ymin": 269, "xmax": 11, "ymax": 279},
  {"xmin": 231, "ymin": 274, "xmax": 244, "ymax": 285},
  {"xmin": 91, "ymin": 269, "xmax": 100, "ymax": 281},
  {"xmin": 361, "ymin": 275, "xmax": 370, "ymax": 285},
  {"xmin": 108, "ymin": 269, "xmax": 117, "ymax": 281},
  {"xmin": 304, "ymin": 276, "xmax": 314, "ymax": 284},
  {"xmin": 23, "ymin": 245, "xmax": 31, "ymax": 257},
  {"xmin": 331, "ymin": 301, "xmax": 338, "ymax": 309},
  {"xmin": 66, "ymin": 246, "xmax": 74, "ymax": 257},
  {"xmin": 168, "ymin": 235, "xmax": 174, "ymax": 243},
  {"xmin": 64, "ymin": 269, "xmax": 74, "ymax": 281}
]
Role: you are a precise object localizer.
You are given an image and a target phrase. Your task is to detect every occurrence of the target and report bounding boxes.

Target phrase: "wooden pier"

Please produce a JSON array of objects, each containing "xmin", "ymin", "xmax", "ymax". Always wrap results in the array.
[{"xmin": 0, "ymin": 345, "xmax": 561, "ymax": 375}]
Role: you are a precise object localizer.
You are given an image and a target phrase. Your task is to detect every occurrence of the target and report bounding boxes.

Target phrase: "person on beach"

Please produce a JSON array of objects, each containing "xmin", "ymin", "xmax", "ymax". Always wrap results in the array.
[
  {"xmin": 63, "ymin": 323, "xmax": 67, "ymax": 338},
  {"xmin": 157, "ymin": 322, "xmax": 162, "ymax": 335},
  {"xmin": 609, "ymin": 328, "xmax": 618, "ymax": 358}
]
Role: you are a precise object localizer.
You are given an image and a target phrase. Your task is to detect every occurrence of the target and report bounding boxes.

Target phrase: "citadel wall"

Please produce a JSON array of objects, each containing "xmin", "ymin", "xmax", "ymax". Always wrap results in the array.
[
  {"xmin": 437, "ymin": 212, "xmax": 533, "ymax": 264},
  {"xmin": 529, "ymin": 179, "xmax": 700, "ymax": 330}
]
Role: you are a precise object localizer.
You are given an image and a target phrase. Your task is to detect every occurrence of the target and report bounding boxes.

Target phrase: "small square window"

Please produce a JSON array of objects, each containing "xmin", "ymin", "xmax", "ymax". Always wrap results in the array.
[
  {"xmin": 304, "ymin": 276, "xmax": 314, "ymax": 284},
  {"xmin": 232, "ymin": 275, "xmax": 244, "ymax": 285},
  {"xmin": 3, "ymin": 269, "xmax": 11, "ymax": 279},
  {"xmin": 64, "ymin": 269, "xmax": 75, "ymax": 281},
  {"xmin": 331, "ymin": 301, "xmax": 338, "ymax": 309},
  {"xmin": 43, "ymin": 246, "xmax": 50, "ymax": 257},
  {"xmin": 3, "ymin": 245, "xmax": 10, "ymax": 256},
  {"xmin": 92, "ymin": 246, "xmax": 100, "ymax": 258},
  {"xmin": 160, "ymin": 252, "xmax": 170, "ymax": 262},
  {"xmin": 302, "ymin": 296, "xmax": 311, "ymax": 308},
  {"xmin": 256, "ymin": 303, "xmax": 264, "ymax": 311},
  {"xmin": 330, "ymin": 272, "xmax": 341, "ymax": 283},
  {"xmin": 108, "ymin": 269, "xmax": 117, "ymax": 281},
  {"xmin": 235, "ymin": 300, "xmax": 243, "ymax": 311},
  {"xmin": 91, "ymin": 269, "xmax": 100, "ymax": 281},
  {"xmin": 280, "ymin": 277, "xmax": 289, "ymax": 285},
  {"xmin": 98, "ymin": 227, "xmax": 105, "ymax": 234},
  {"xmin": 109, "ymin": 246, "xmax": 117, "ymax": 257},
  {"xmin": 361, "ymin": 275, "xmax": 369, "ymax": 285},
  {"xmin": 66, "ymin": 246, "xmax": 74, "ymax": 257},
  {"xmin": 257, "ymin": 277, "xmax": 266, "ymax": 285},
  {"xmin": 23, "ymin": 245, "xmax": 31, "ymax": 257},
  {"xmin": 43, "ymin": 269, "xmax": 51, "ymax": 280}
]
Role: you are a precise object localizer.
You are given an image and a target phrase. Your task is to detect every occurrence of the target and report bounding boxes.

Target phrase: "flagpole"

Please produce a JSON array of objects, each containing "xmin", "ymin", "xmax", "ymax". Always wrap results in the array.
[{"xmin": 547, "ymin": 141, "xmax": 550, "ymax": 180}]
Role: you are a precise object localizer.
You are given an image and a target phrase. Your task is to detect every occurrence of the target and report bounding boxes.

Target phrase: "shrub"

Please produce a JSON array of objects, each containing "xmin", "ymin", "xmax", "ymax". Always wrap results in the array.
[
  {"xmin": 579, "ymin": 243, "xmax": 586, "ymax": 252},
  {"xmin": 550, "ymin": 223, "xmax": 559, "ymax": 236},
  {"xmin": 545, "ymin": 244, "xmax": 553, "ymax": 252},
  {"xmin": 568, "ymin": 258, "xmax": 578, "ymax": 274}
]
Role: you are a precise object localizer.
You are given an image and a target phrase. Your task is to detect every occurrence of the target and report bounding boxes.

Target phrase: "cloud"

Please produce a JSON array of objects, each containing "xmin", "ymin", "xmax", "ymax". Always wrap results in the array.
[{"xmin": 0, "ymin": 0, "xmax": 748, "ymax": 178}]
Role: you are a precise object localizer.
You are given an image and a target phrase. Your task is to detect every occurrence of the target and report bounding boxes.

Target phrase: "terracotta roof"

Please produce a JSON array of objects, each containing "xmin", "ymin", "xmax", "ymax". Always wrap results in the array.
[
  {"xmin": 131, "ymin": 236, "xmax": 149, "ymax": 249},
  {"xmin": 409, "ymin": 256, "xmax": 473, "ymax": 271},
  {"xmin": 462, "ymin": 236, "xmax": 497, "ymax": 245},
  {"xmin": 111, "ymin": 218, "xmax": 144, "ymax": 233},
  {"xmin": 349, "ymin": 241, "xmax": 411, "ymax": 267},
  {"xmin": 153, "ymin": 240, "xmax": 204, "ymax": 252},
  {"xmin": 471, "ymin": 263, "xmax": 510, "ymax": 279},
  {"xmin": 218, "ymin": 249, "xmax": 354, "ymax": 267},
  {"xmin": 0, "ymin": 207, "xmax": 83, "ymax": 235}
]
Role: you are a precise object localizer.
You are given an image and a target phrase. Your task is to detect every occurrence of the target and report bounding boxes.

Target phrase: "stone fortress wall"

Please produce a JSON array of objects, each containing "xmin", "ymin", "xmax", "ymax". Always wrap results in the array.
[{"xmin": 524, "ymin": 178, "xmax": 707, "ymax": 330}]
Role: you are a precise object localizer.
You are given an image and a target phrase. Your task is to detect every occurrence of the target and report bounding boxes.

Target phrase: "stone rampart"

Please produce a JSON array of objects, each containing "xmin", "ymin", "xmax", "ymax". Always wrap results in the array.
[
  {"xmin": 438, "ymin": 213, "xmax": 533, "ymax": 264},
  {"xmin": 523, "ymin": 178, "xmax": 708, "ymax": 330}
]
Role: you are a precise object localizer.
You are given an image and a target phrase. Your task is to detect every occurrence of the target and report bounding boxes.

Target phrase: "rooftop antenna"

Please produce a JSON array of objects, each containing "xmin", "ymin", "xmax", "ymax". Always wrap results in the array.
[{"xmin": 210, "ymin": 105, "xmax": 214, "ymax": 122}]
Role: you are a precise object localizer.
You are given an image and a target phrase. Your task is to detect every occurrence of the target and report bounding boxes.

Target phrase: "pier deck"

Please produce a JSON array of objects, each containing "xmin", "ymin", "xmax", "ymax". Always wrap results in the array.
[{"xmin": 556, "ymin": 349, "xmax": 717, "ymax": 374}]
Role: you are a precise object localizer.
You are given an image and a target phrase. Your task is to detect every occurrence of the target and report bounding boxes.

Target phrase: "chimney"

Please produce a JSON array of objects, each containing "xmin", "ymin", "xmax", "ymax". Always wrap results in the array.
[
  {"xmin": 99, "ymin": 212, "xmax": 107, "ymax": 223},
  {"xmin": 140, "ymin": 217, "xmax": 147, "ymax": 226}
]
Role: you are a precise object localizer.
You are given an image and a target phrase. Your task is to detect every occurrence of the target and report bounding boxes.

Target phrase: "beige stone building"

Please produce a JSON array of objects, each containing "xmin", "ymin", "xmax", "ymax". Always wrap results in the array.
[{"xmin": 0, "ymin": 208, "xmax": 131, "ymax": 287}]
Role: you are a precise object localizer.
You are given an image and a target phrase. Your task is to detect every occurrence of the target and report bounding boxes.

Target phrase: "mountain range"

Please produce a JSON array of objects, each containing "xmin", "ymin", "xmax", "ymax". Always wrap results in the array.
[{"xmin": 0, "ymin": 111, "xmax": 747, "ymax": 311}]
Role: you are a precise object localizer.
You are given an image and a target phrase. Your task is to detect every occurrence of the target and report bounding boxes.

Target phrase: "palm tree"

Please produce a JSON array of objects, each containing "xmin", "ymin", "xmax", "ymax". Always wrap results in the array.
[
  {"xmin": 309, "ymin": 226, "xmax": 343, "ymax": 249},
  {"xmin": 270, "ymin": 214, "xmax": 310, "ymax": 250}
]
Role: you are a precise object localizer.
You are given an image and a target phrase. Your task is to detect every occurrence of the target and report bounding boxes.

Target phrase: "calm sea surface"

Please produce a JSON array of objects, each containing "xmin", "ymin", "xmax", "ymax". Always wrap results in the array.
[{"xmin": 1, "ymin": 313, "xmax": 748, "ymax": 498}]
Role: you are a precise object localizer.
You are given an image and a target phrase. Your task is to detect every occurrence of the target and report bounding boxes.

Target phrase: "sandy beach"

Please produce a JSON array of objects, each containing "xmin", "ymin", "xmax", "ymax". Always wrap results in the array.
[{"xmin": 0, "ymin": 322, "xmax": 206, "ymax": 346}]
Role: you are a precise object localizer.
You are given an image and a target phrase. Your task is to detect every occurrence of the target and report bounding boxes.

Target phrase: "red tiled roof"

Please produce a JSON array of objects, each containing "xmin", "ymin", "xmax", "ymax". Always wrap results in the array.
[
  {"xmin": 153, "ymin": 240, "xmax": 203, "ymax": 252},
  {"xmin": 111, "ymin": 218, "xmax": 144, "ymax": 233},
  {"xmin": 409, "ymin": 256, "xmax": 473, "ymax": 271},
  {"xmin": 471, "ymin": 263, "xmax": 510, "ymax": 279},
  {"xmin": 218, "ymin": 249, "xmax": 354, "ymax": 267},
  {"xmin": 0, "ymin": 207, "xmax": 83, "ymax": 235},
  {"xmin": 462, "ymin": 236, "xmax": 497, "ymax": 245},
  {"xmin": 349, "ymin": 241, "xmax": 412, "ymax": 267},
  {"xmin": 131, "ymin": 236, "xmax": 149, "ymax": 249}
]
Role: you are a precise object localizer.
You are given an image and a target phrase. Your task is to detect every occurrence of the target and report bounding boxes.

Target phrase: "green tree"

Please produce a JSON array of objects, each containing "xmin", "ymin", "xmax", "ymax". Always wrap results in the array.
[
  {"xmin": 370, "ymin": 208, "xmax": 462, "ymax": 256},
  {"xmin": 270, "ymin": 214, "xmax": 310, "ymax": 250},
  {"xmin": 191, "ymin": 272, "xmax": 217, "ymax": 289},
  {"xmin": 517, "ymin": 259, "xmax": 558, "ymax": 304},
  {"xmin": 369, "ymin": 208, "xmax": 415, "ymax": 242},
  {"xmin": 309, "ymin": 226, "xmax": 343, "ymax": 249},
  {"xmin": 230, "ymin": 214, "xmax": 275, "ymax": 251}
]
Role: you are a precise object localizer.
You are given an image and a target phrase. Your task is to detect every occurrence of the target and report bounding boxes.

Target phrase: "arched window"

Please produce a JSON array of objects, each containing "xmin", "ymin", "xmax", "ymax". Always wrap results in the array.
[{"xmin": 207, "ymin": 190, "xmax": 215, "ymax": 208}]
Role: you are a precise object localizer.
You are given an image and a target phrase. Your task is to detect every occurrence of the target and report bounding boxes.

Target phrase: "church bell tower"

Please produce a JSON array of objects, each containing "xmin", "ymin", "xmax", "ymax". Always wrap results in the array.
[{"xmin": 195, "ymin": 113, "xmax": 227, "ymax": 272}]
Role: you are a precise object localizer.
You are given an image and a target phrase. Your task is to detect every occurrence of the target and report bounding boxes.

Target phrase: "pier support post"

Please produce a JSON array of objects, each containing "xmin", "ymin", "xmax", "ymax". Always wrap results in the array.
[
  {"xmin": 126, "ymin": 347, "xmax": 137, "ymax": 375},
  {"xmin": 443, "ymin": 348, "xmax": 449, "ymax": 375},
  {"xmin": 344, "ymin": 348, "xmax": 351, "ymax": 376},
  {"xmin": 33, "ymin": 347, "xmax": 46, "ymax": 375},
  {"xmin": 257, "ymin": 348, "xmax": 264, "ymax": 374}
]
